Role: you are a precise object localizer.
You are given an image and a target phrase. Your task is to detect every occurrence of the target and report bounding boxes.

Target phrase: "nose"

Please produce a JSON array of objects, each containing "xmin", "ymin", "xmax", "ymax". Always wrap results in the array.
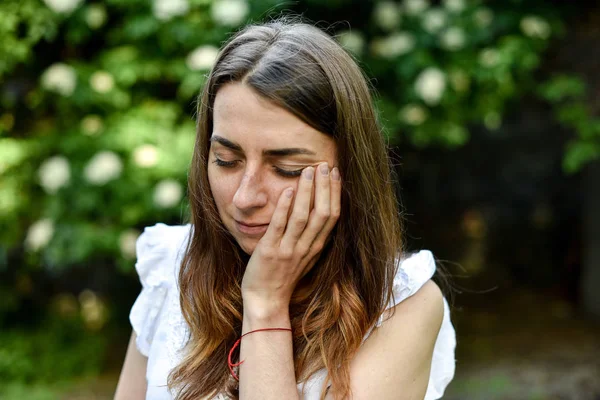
[{"xmin": 232, "ymin": 170, "xmax": 268, "ymax": 212}]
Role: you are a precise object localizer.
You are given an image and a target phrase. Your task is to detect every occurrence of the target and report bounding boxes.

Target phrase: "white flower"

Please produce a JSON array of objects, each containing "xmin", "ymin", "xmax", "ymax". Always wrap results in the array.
[
  {"xmin": 371, "ymin": 32, "xmax": 416, "ymax": 59},
  {"xmin": 520, "ymin": 16, "xmax": 551, "ymax": 40},
  {"xmin": 153, "ymin": 0, "xmax": 189, "ymax": 21},
  {"xmin": 440, "ymin": 27, "xmax": 466, "ymax": 51},
  {"xmin": 422, "ymin": 8, "xmax": 447, "ymax": 34},
  {"xmin": 133, "ymin": 144, "xmax": 159, "ymax": 168},
  {"xmin": 79, "ymin": 289, "xmax": 107, "ymax": 331},
  {"xmin": 80, "ymin": 115, "xmax": 104, "ymax": 136},
  {"xmin": 443, "ymin": 0, "xmax": 465, "ymax": 13},
  {"xmin": 399, "ymin": 104, "xmax": 428, "ymax": 126},
  {"xmin": 414, "ymin": 67, "xmax": 446, "ymax": 106},
  {"xmin": 119, "ymin": 229, "xmax": 140, "ymax": 259},
  {"xmin": 90, "ymin": 71, "xmax": 115, "ymax": 93},
  {"xmin": 84, "ymin": 151, "xmax": 123, "ymax": 185},
  {"xmin": 337, "ymin": 30, "xmax": 366, "ymax": 55},
  {"xmin": 373, "ymin": 2, "xmax": 402, "ymax": 31},
  {"xmin": 25, "ymin": 219, "xmax": 54, "ymax": 252},
  {"xmin": 473, "ymin": 7, "xmax": 493, "ymax": 28},
  {"xmin": 186, "ymin": 46, "xmax": 219, "ymax": 71},
  {"xmin": 449, "ymin": 69, "xmax": 470, "ymax": 92},
  {"xmin": 211, "ymin": 0, "xmax": 249, "ymax": 27},
  {"xmin": 38, "ymin": 155, "xmax": 71, "ymax": 194},
  {"xmin": 403, "ymin": 0, "xmax": 429, "ymax": 16},
  {"xmin": 42, "ymin": 0, "xmax": 83, "ymax": 14},
  {"xmin": 41, "ymin": 63, "xmax": 77, "ymax": 97},
  {"xmin": 479, "ymin": 48, "xmax": 500, "ymax": 67},
  {"xmin": 85, "ymin": 4, "xmax": 107, "ymax": 29},
  {"xmin": 153, "ymin": 179, "xmax": 183, "ymax": 208}
]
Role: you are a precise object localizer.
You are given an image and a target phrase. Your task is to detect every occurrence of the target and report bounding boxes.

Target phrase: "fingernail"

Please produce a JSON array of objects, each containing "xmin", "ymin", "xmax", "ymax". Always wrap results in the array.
[
  {"xmin": 303, "ymin": 167, "xmax": 314, "ymax": 180},
  {"xmin": 286, "ymin": 188, "xmax": 294, "ymax": 198},
  {"xmin": 320, "ymin": 163, "xmax": 329, "ymax": 175},
  {"xmin": 331, "ymin": 167, "xmax": 340, "ymax": 181}
]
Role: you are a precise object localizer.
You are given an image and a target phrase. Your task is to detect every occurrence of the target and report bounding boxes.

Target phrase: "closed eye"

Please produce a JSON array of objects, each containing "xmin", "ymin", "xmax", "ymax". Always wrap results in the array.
[
  {"xmin": 275, "ymin": 167, "xmax": 303, "ymax": 178},
  {"xmin": 212, "ymin": 158, "xmax": 303, "ymax": 178}
]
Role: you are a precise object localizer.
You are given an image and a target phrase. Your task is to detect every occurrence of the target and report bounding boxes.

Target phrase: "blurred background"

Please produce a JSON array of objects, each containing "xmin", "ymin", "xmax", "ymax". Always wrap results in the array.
[{"xmin": 1, "ymin": 0, "xmax": 599, "ymax": 399}]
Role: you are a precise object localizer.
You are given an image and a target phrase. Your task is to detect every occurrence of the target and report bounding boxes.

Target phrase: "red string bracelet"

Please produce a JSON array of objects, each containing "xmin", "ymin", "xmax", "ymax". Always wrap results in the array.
[{"xmin": 227, "ymin": 327, "xmax": 293, "ymax": 381}]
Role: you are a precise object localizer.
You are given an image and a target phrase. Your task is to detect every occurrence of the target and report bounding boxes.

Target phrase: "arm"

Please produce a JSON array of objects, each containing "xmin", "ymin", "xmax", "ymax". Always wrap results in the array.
[
  {"xmin": 238, "ymin": 308, "xmax": 297, "ymax": 399},
  {"xmin": 238, "ymin": 163, "xmax": 341, "ymax": 399},
  {"xmin": 326, "ymin": 280, "xmax": 445, "ymax": 400},
  {"xmin": 114, "ymin": 331, "xmax": 148, "ymax": 400}
]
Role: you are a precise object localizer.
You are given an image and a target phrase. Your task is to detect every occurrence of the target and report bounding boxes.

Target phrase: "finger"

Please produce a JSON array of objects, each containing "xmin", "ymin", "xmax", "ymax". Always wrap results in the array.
[
  {"xmin": 281, "ymin": 166, "xmax": 314, "ymax": 244},
  {"xmin": 299, "ymin": 251, "xmax": 321, "ymax": 279},
  {"xmin": 297, "ymin": 162, "xmax": 330, "ymax": 252},
  {"xmin": 261, "ymin": 187, "xmax": 294, "ymax": 245},
  {"xmin": 304, "ymin": 166, "xmax": 342, "ymax": 259},
  {"xmin": 329, "ymin": 166, "xmax": 342, "ymax": 221}
]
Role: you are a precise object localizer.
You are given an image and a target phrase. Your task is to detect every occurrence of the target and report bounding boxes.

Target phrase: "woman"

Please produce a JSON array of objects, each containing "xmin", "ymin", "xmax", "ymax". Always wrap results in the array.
[{"xmin": 115, "ymin": 18, "xmax": 456, "ymax": 400}]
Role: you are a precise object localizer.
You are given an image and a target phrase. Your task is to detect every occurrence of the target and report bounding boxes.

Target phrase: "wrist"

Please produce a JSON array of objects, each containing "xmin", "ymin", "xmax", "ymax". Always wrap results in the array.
[{"xmin": 242, "ymin": 299, "xmax": 291, "ymax": 329}]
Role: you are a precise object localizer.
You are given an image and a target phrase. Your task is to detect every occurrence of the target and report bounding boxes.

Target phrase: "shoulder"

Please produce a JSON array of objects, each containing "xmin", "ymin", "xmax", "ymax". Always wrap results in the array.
[
  {"xmin": 129, "ymin": 223, "xmax": 192, "ymax": 356},
  {"xmin": 134, "ymin": 223, "xmax": 192, "ymax": 287},
  {"xmin": 374, "ymin": 249, "xmax": 438, "ymax": 327},
  {"xmin": 338, "ymin": 256, "xmax": 449, "ymax": 400},
  {"xmin": 373, "ymin": 277, "xmax": 445, "ymax": 366},
  {"xmin": 383, "ymin": 249, "xmax": 445, "ymax": 359},
  {"xmin": 390, "ymin": 249, "xmax": 444, "ymax": 333},
  {"xmin": 340, "ymin": 250, "xmax": 455, "ymax": 399},
  {"xmin": 342, "ymin": 279, "xmax": 445, "ymax": 399},
  {"xmin": 136, "ymin": 223, "xmax": 192, "ymax": 262},
  {"xmin": 387, "ymin": 279, "xmax": 444, "ymax": 339},
  {"xmin": 395, "ymin": 250, "xmax": 437, "ymax": 299}
]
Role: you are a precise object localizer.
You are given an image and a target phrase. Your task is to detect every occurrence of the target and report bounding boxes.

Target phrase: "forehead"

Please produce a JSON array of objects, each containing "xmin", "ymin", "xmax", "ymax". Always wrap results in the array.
[{"xmin": 212, "ymin": 82, "xmax": 336, "ymax": 154}]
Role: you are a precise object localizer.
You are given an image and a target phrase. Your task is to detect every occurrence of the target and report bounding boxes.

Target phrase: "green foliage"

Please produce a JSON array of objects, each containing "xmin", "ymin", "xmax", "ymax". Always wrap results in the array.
[
  {"xmin": 361, "ymin": 1, "xmax": 562, "ymax": 147},
  {"xmin": 538, "ymin": 75, "xmax": 600, "ymax": 172},
  {"xmin": 0, "ymin": 384, "xmax": 59, "ymax": 400},
  {"xmin": 0, "ymin": 0, "xmax": 284, "ymax": 272},
  {"xmin": 0, "ymin": 318, "xmax": 108, "ymax": 384},
  {"xmin": 0, "ymin": 0, "xmax": 58, "ymax": 79},
  {"xmin": 0, "ymin": 0, "xmax": 585, "ymax": 275}
]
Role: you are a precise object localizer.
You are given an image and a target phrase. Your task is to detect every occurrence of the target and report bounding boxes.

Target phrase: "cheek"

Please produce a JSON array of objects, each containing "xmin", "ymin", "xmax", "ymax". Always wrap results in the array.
[
  {"xmin": 208, "ymin": 167, "xmax": 236, "ymax": 207},
  {"xmin": 268, "ymin": 183, "xmax": 291, "ymax": 205},
  {"xmin": 272, "ymin": 180, "xmax": 309, "ymax": 217}
]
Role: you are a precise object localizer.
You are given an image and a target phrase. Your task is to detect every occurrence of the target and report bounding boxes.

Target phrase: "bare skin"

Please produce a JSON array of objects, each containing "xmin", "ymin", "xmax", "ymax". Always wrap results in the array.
[
  {"xmin": 114, "ymin": 332, "xmax": 147, "ymax": 399},
  {"xmin": 209, "ymin": 83, "xmax": 342, "ymax": 398},
  {"xmin": 114, "ymin": 82, "xmax": 444, "ymax": 399}
]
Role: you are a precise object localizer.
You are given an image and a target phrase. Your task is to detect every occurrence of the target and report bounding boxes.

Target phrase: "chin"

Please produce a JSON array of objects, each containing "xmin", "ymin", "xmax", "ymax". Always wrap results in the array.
[{"xmin": 236, "ymin": 237, "xmax": 258, "ymax": 255}]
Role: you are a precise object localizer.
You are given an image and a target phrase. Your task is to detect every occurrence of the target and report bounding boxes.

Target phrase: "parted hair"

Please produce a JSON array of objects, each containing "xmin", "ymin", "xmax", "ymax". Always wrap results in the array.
[{"xmin": 169, "ymin": 17, "xmax": 404, "ymax": 400}]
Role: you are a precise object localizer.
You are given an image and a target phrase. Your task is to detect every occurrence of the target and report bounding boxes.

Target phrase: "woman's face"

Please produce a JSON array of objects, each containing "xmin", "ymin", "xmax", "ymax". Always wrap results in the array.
[{"xmin": 208, "ymin": 82, "xmax": 338, "ymax": 255}]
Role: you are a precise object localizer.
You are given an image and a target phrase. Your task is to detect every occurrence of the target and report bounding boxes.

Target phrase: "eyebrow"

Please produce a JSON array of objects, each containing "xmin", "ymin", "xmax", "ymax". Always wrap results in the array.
[{"xmin": 210, "ymin": 135, "xmax": 317, "ymax": 157}]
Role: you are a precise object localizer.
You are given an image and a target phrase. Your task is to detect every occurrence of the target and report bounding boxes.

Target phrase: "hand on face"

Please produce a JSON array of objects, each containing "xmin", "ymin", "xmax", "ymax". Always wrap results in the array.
[{"xmin": 241, "ymin": 162, "xmax": 341, "ymax": 316}]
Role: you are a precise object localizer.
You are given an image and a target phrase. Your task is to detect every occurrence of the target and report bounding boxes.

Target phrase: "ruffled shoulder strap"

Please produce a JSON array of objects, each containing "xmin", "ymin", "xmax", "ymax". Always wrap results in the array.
[
  {"xmin": 377, "ymin": 250, "xmax": 436, "ymax": 324},
  {"xmin": 129, "ymin": 223, "xmax": 191, "ymax": 356}
]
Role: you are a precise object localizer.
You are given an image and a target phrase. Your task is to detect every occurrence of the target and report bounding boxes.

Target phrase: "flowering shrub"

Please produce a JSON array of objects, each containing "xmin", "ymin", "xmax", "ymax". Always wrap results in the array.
[
  {"xmin": 1, "ymin": 0, "xmax": 278, "ymax": 274},
  {"xmin": 0, "ymin": 0, "xmax": 596, "ymax": 308},
  {"xmin": 361, "ymin": 1, "xmax": 598, "ymax": 169},
  {"xmin": 337, "ymin": 0, "xmax": 560, "ymax": 147}
]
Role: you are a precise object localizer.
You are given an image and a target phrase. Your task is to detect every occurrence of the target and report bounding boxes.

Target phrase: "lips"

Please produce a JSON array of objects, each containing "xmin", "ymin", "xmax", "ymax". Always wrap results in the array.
[
  {"xmin": 236, "ymin": 221, "xmax": 268, "ymax": 227},
  {"xmin": 235, "ymin": 220, "xmax": 269, "ymax": 235}
]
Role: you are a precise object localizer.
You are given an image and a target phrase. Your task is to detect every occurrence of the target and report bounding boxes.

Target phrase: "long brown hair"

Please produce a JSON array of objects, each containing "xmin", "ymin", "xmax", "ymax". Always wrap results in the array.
[{"xmin": 169, "ymin": 17, "xmax": 404, "ymax": 400}]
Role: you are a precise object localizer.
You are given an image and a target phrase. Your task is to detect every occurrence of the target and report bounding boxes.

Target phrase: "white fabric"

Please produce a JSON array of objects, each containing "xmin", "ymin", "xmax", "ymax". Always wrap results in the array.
[{"xmin": 130, "ymin": 223, "xmax": 456, "ymax": 399}]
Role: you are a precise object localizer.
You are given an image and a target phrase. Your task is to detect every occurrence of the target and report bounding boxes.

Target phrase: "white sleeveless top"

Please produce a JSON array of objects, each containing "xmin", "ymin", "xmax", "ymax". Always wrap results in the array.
[{"xmin": 130, "ymin": 223, "xmax": 456, "ymax": 399}]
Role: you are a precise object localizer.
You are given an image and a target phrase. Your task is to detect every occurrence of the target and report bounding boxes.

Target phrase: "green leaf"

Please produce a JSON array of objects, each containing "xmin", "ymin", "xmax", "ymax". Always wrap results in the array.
[
  {"xmin": 538, "ymin": 75, "xmax": 587, "ymax": 102},
  {"xmin": 563, "ymin": 140, "xmax": 600, "ymax": 174}
]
